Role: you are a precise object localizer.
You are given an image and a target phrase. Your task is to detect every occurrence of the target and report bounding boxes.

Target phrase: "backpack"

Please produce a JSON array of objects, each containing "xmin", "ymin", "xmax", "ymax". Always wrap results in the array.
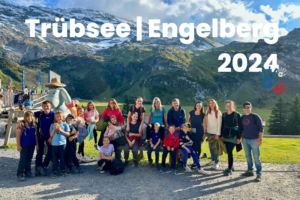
[
  {"xmin": 113, "ymin": 130, "xmax": 127, "ymax": 146},
  {"xmin": 131, "ymin": 104, "xmax": 143, "ymax": 114},
  {"xmin": 96, "ymin": 115, "xmax": 109, "ymax": 131},
  {"xmin": 222, "ymin": 112, "xmax": 239, "ymax": 139},
  {"xmin": 241, "ymin": 113, "xmax": 262, "ymax": 132},
  {"xmin": 109, "ymin": 159, "xmax": 124, "ymax": 175},
  {"xmin": 166, "ymin": 131, "xmax": 178, "ymax": 141}
]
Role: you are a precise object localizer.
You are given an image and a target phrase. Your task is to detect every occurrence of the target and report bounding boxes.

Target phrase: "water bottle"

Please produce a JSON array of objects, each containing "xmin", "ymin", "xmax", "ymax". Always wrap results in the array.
[{"xmin": 262, "ymin": 119, "xmax": 265, "ymax": 127}]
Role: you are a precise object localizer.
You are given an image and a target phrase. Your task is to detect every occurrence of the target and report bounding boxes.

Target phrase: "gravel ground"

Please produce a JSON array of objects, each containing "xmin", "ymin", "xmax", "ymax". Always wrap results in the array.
[{"xmin": 1, "ymin": 129, "xmax": 300, "ymax": 200}]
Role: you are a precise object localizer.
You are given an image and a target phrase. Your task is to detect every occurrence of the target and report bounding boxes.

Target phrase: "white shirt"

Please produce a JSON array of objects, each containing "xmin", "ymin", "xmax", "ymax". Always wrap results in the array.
[{"xmin": 24, "ymin": 88, "xmax": 28, "ymax": 95}]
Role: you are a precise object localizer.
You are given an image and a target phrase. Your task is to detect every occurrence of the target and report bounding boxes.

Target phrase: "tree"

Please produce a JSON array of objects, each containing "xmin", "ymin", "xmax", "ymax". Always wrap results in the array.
[
  {"xmin": 286, "ymin": 94, "xmax": 300, "ymax": 135},
  {"xmin": 268, "ymin": 96, "xmax": 288, "ymax": 135},
  {"xmin": 122, "ymin": 95, "xmax": 130, "ymax": 117}
]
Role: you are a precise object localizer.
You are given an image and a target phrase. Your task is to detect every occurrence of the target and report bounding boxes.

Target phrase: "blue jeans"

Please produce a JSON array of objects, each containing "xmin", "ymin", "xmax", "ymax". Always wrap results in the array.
[
  {"xmin": 147, "ymin": 145, "xmax": 160, "ymax": 164},
  {"xmin": 52, "ymin": 145, "xmax": 66, "ymax": 172},
  {"xmin": 208, "ymin": 133, "xmax": 220, "ymax": 164},
  {"xmin": 243, "ymin": 138, "xmax": 262, "ymax": 175},
  {"xmin": 181, "ymin": 146, "xmax": 201, "ymax": 169}
]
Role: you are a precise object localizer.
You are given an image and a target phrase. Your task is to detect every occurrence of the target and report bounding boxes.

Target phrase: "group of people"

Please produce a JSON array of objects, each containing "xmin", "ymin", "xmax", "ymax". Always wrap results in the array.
[{"xmin": 15, "ymin": 96, "xmax": 264, "ymax": 182}]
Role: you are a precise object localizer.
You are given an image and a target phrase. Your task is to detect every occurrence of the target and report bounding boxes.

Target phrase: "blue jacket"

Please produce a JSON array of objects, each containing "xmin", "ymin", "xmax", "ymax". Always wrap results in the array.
[
  {"xmin": 24, "ymin": 100, "xmax": 34, "ymax": 109},
  {"xmin": 167, "ymin": 106, "xmax": 186, "ymax": 128}
]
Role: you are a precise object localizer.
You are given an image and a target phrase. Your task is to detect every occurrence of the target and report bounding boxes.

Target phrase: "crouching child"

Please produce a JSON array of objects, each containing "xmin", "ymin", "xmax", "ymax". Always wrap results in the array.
[{"xmin": 98, "ymin": 136, "xmax": 115, "ymax": 173}]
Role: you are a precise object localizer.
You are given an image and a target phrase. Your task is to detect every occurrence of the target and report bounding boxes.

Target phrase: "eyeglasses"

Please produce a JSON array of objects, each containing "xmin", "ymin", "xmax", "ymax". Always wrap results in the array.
[
  {"xmin": 110, "ymin": 102, "xmax": 115, "ymax": 105},
  {"xmin": 154, "ymin": 101, "xmax": 160, "ymax": 104}
]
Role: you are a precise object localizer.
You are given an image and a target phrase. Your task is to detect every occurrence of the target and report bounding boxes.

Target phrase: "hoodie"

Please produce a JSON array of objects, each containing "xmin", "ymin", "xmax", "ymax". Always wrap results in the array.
[
  {"xmin": 167, "ymin": 106, "xmax": 186, "ymax": 128},
  {"xmin": 163, "ymin": 131, "xmax": 180, "ymax": 149},
  {"xmin": 179, "ymin": 130, "xmax": 193, "ymax": 147}
]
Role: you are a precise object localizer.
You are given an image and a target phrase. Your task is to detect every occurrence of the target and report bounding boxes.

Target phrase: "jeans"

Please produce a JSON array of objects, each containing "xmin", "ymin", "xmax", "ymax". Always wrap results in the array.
[
  {"xmin": 224, "ymin": 142, "xmax": 236, "ymax": 170},
  {"xmin": 78, "ymin": 141, "xmax": 85, "ymax": 157},
  {"xmin": 98, "ymin": 159, "xmax": 113, "ymax": 171},
  {"xmin": 181, "ymin": 146, "xmax": 201, "ymax": 169},
  {"xmin": 208, "ymin": 135, "xmax": 220, "ymax": 164},
  {"xmin": 243, "ymin": 138, "xmax": 262, "ymax": 175},
  {"xmin": 147, "ymin": 145, "xmax": 160, "ymax": 164},
  {"xmin": 161, "ymin": 147, "xmax": 177, "ymax": 169},
  {"xmin": 192, "ymin": 140, "xmax": 202, "ymax": 160},
  {"xmin": 52, "ymin": 145, "xmax": 66, "ymax": 172},
  {"xmin": 35, "ymin": 136, "xmax": 52, "ymax": 169},
  {"xmin": 65, "ymin": 141, "xmax": 80, "ymax": 170},
  {"xmin": 17, "ymin": 145, "xmax": 35, "ymax": 175},
  {"xmin": 146, "ymin": 124, "xmax": 165, "ymax": 141},
  {"xmin": 124, "ymin": 139, "xmax": 140, "ymax": 160}
]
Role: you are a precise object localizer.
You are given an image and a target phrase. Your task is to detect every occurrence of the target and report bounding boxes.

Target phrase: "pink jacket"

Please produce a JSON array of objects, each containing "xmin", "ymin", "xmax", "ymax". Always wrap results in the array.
[{"xmin": 104, "ymin": 125, "xmax": 122, "ymax": 140}]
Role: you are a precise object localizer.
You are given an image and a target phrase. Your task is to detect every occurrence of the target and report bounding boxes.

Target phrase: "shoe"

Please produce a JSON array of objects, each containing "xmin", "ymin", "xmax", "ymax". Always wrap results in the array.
[
  {"xmin": 81, "ymin": 157, "xmax": 88, "ymax": 163},
  {"xmin": 35, "ymin": 170, "xmax": 41, "ymax": 176},
  {"xmin": 17, "ymin": 174, "xmax": 25, "ymax": 181},
  {"xmin": 100, "ymin": 170, "xmax": 105, "ymax": 174},
  {"xmin": 184, "ymin": 165, "xmax": 192, "ymax": 172},
  {"xmin": 172, "ymin": 169, "xmax": 177, "ymax": 175},
  {"xmin": 123, "ymin": 160, "xmax": 129, "ymax": 168},
  {"xmin": 211, "ymin": 164, "xmax": 219, "ymax": 170},
  {"xmin": 198, "ymin": 168, "xmax": 208, "ymax": 175},
  {"xmin": 191, "ymin": 163, "xmax": 197, "ymax": 169},
  {"xmin": 155, "ymin": 164, "xmax": 160, "ymax": 170},
  {"xmin": 160, "ymin": 166, "xmax": 165, "ymax": 173},
  {"xmin": 133, "ymin": 160, "xmax": 138, "ymax": 168},
  {"xmin": 242, "ymin": 170, "xmax": 254, "ymax": 176},
  {"xmin": 37, "ymin": 166, "xmax": 46, "ymax": 176},
  {"xmin": 77, "ymin": 167, "xmax": 84, "ymax": 174},
  {"xmin": 25, "ymin": 172, "xmax": 35, "ymax": 178},
  {"xmin": 94, "ymin": 144, "xmax": 99, "ymax": 150},
  {"xmin": 206, "ymin": 161, "xmax": 215, "ymax": 166},
  {"xmin": 61, "ymin": 170, "xmax": 68, "ymax": 177},
  {"xmin": 148, "ymin": 159, "xmax": 153, "ymax": 167},
  {"xmin": 70, "ymin": 168, "xmax": 79, "ymax": 174},
  {"xmin": 77, "ymin": 154, "xmax": 82, "ymax": 160},
  {"xmin": 201, "ymin": 153, "xmax": 207, "ymax": 159},
  {"xmin": 223, "ymin": 168, "xmax": 232, "ymax": 176},
  {"xmin": 232, "ymin": 167, "xmax": 235, "ymax": 171},
  {"xmin": 255, "ymin": 174, "xmax": 261, "ymax": 182},
  {"xmin": 52, "ymin": 171, "xmax": 57, "ymax": 179},
  {"xmin": 143, "ymin": 141, "xmax": 150, "ymax": 149}
]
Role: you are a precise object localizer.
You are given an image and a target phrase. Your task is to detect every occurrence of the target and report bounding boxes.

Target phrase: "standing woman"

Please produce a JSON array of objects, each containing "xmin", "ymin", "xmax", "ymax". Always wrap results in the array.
[
  {"xmin": 84, "ymin": 101, "xmax": 99, "ymax": 150},
  {"xmin": 126, "ymin": 97, "xmax": 145, "ymax": 133},
  {"xmin": 187, "ymin": 101, "xmax": 205, "ymax": 169},
  {"xmin": 221, "ymin": 100, "xmax": 242, "ymax": 176},
  {"xmin": 203, "ymin": 99, "xmax": 222, "ymax": 170},
  {"xmin": 147, "ymin": 97, "xmax": 167, "ymax": 143}
]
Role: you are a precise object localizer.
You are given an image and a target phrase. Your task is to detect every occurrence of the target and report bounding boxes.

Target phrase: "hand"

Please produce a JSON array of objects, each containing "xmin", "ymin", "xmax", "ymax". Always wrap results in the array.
[
  {"xmin": 176, "ymin": 127, "xmax": 180, "ymax": 131},
  {"xmin": 236, "ymin": 139, "xmax": 241, "ymax": 144},
  {"xmin": 36, "ymin": 145, "xmax": 39, "ymax": 150},
  {"xmin": 110, "ymin": 156, "xmax": 115, "ymax": 161},
  {"xmin": 259, "ymin": 66, "xmax": 278, "ymax": 89},
  {"xmin": 1, "ymin": 104, "xmax": 4, "ymax": 108},
  {"xmin": 17, "ymin": 145, "xmax": 22, "ymax": 152},
  {"xmin": 68, "ymin": 137, "xmax": 74, "ymax": 142},
  {"xmin": 186, "ymin": 148, "xmax": 191, "ymax": 154},
  {"xmin": 185, "ymin": 135, "xmax": 190, "ymax": 140},
  {"xmin": 126, "ymin": 126, "xmax": 130, "ymax": 132},
  {"xmin": 167, "ymin": 146, "xmax": 170, "ymax": 151},
  {"xmin": 128, "ymin": 133, "xmax": 133, "ymax": 137},
  {"xmin": 203, "ymin": 134, "xmax": 207, "ymax": 141},
  {"xmin": 153, "ymin": 146, "xmax": 156, "ymax": 150},
  {"xmin": 273, "ymin": 82, "xmax": 288, "ymax": 95},
  {"xmin": 256, "ymin": 139, "xmax": 262, "ymax": 146},
  {"xmin": 128, "ymin": 141, "xmax": 133, "ymax": 148},
  {"xmin": 215, "ymin": 135, "xmax": 219, "ymax": 140},
  {"xmin": 221, "ymin": 137, "xmax": 224, "ymax": 142},
  {"xmin": 171, "ymin": 147, "xmax": 174, "ymax": 151},
  {"xmin": 151, "ymin": 144, "xmax": 154, "ymax": 148},
  {"xmin": 47, "ymin": 138, "xmax": 52, "ymax": 145}
]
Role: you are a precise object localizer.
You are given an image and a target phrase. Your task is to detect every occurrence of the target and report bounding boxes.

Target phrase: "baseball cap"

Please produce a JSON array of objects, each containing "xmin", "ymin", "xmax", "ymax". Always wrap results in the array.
[
  {"xmin": 66, "ymin": 113, "xmax": 75, "ymax": 119},
  {"xmin": 243, "ymin": 102, "xmax": 252, "ymax": 108}
]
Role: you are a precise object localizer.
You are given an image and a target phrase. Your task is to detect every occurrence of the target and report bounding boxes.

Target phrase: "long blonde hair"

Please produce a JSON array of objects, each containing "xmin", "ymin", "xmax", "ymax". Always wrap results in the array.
[
  {"xmin": 54, "ymin": 110, "xmax": 65, "ymax": 123},
  {"xmin": 225, "ymin": 100, "xmax": 236, "ymax": 111},
  {"xmin": 207, "ymin": 99, "xmax": 219, "ymax": 114},
  {"xmin": 151, "ymin": 97, "xmax": 163, "ymax": 112},
  {"xmin": 24, "ymin": 111, "xmax": 37, "ymax": 129}
]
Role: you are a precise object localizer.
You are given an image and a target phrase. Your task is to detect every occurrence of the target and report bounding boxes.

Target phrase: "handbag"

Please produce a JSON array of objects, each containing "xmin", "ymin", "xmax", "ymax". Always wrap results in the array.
[
  {"xmin": 236, "ymin": 143, "xmax": 243, "ymax": 152},
  {"xmin": 112, "ymin": 130, "xmax": 124, "ymax": 140},
  {"xmin": 113, "ymin": 130, "xmax": 127, "ymax": 146}
]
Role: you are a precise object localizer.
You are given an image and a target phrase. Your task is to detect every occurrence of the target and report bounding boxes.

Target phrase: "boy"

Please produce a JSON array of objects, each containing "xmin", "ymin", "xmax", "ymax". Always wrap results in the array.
[
  {"xmin": 180, "ymin": 124, "xmax": 207, "ymax": 174},
  {"xmin": 160, "ymin": 125, "xmax": 180, "ymax": 175},
  {"xmin": 35, "ymin": 100, "xmax": 55, "ymax": 176},
  {"xmin": 65, "ymin": 114, "xmax": 83, "ymax": 174},
  {"xmin": 24, "ymin": 96, "xmax": 34, "ymax": 110},
  {"xmin": 147, "ymin": 123, "xmax": 161, "ymax": 170}
]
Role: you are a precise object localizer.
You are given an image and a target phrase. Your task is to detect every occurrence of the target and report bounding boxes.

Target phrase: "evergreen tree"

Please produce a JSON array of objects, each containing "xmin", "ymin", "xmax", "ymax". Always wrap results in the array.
[
  {"xmin": 286, "ymin": 94, "xmax": 300, "ymax": 135},
  {"xmin": 122, "ymin": 95, "xmax": 130, "ymax": 115},
  {"xmin": 268, "ymin": 96, "xmax": 288, "ymax": 135}
]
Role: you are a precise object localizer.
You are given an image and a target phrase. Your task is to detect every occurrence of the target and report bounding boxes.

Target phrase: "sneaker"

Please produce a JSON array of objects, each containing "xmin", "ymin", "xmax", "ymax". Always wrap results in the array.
[
  {"xmin": 223, "ymin": 168, "xmax": 232, "ymax": 176},
  {"xmin": 94, "ymin": 144, "xmax": 99, "ymax": 150},
  {"xmin": 17, "ymin": 174, "xmax": 25, "ymax": 181},
  {"xmin": 133, "ymin": 160, "xmax": 138, "ymax": 168},
  {"xmin": 255, "ymin": 175, "xmax": 262, "ymax": 182},
  {"xmin": 77, "ymin": 167, "xmax": 84, "ymax": 174},
  {"xmin": 81, "ymin": 157, "xmax": 88, "ymax": 163},
  {"xmin": 201, "ymin": 153, "xmax": 207, "ymax": 159},
  {"xmin": 70, "ymin": 168, "xmax": 79, "ymax": 174},
  {"xmin": 198, "ymin": 168, "xmax": 208, "ymax": 175},
  {"xmin": 206, "ymin": 161, "xmax": 215, "ymax": 166},
  {"xmin": 184, "ymin": 165, "xmax": 192, "ymax": 172},
  {"xmin": 160, "ymin": 166, "xmax": 165, "ymax": 173},
  {"xmin": 232, "ymin": 167, "xmax": 235, "ymax": 171},
  {"xmin": 242, "ymin": 170, "xmax": 254, "ymax": 176},
  {"xmin": 123, "ymin": 160, "xmax": 129, "ymax": 168},
  {"xmin": 211, "ymin": 164, "xmax": 219, "ymax": 170},
  {"xmin": 100, "ymin": 170, "xmax": 105, "ymax": 174},
  {"xmin": 155, "ymin": 164, "xmax": 160, "ymax": 171},
  {"xmin": 61, "ymin": 170, "xmax": 68, "ymax": 177},
  {"xmin": 52, "ymin": 171, "xmax": 58, "ymax": 179},
  {"xmin": 191, "ymin": 164, "xmax": 197, "ymax": 169},
  {"xmin": 37, "ymin": 166, "xmax": 46, "ymax": 176},
  {"xmin": 25, "ymin": 172, "xmax": 35, "ymax": 178},
  {"xmin": 77, "ymin": 154, "xmax": 82, "ymax": 160},
  {"xmin": 172, "ymin": 169, "xmax": 177, "ymax": 175}
]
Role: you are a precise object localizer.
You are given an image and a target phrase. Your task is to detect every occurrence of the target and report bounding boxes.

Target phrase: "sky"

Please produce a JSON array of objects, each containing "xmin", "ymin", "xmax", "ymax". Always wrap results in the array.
[{"xmin": 4, "ymin": 0, "xmax": 300, "ymax": 42}]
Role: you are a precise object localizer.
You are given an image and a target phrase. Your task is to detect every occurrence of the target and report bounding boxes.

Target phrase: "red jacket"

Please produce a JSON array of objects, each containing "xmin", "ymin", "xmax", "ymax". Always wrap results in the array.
[
  {"xmin": 100, "ymin": 108, "xmax": 125, "ymax": 124},
  {"xmin": 163, "ymin": 131, "xmax": 180, "ymax": 149}
]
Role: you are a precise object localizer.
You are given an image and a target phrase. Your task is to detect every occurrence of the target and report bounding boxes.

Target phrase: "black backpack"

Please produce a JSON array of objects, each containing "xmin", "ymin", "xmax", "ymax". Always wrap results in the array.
[{"xmin": 109, "ymin": 159, "xmax": 124, "ymax": 176}]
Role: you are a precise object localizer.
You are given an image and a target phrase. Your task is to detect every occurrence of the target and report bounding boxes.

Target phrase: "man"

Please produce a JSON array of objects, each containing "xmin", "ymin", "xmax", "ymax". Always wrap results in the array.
[
  {"xmin": 34, "ymin": 100, "xmax": 55, "ymax": 176},
  {"xmin": 23, "ymin": 86, "xmax": 29, "ymax": 103},
  {"xmin": 241, "ymin": 102, "xmax": 263, "ymax": 182},
  {"xmin": 23, "ymin": 96, "xmax": 34, "ymax": 110},
  {"xmin": 167, "ymin": 98, "xmax": 186, "ymax": 131},
  {"xmin": 15, "ymin": 104, "xmax": 25, "ymax": 111}
]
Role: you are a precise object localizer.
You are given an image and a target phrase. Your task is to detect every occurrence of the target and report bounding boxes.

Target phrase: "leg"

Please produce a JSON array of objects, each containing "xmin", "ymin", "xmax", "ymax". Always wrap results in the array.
[
  {"xmin": 243, "ymin": 139, "xmax": 254, "ymax": 171},
  {"xmin": 208, "ymin": 141, "xmax": 215, "ymax": 161},
  {"xmin": 72, "ymin": 153, "xmax": 80, "ymax": 168},
  {"xmin": 154, "ymin": 147, "xmax": 160, "ymax": 164},
  {"xmin": 93, "ymin": 127, "xmax": 98, "ymax": 145},
  {"xmin": 146, "ymin": 124, "xmax": 152, "ymax": 140},
  {"xmin": 147, "ymin": 146, "xmax": 153, "ymax": 163},
  {"xmin": 181, "ymin": 147, "xmax": 189, "ymax": 167},
  {"xmin": 225, "ymin": 142, "xmax": 235, "ymax": 170},
  {"xmin": 250, "ymin": 139, "xmax": 262, "ymax": 175},
  {"xmin": 132, "ymin": 141, "xmax": 139, "ymax": 160},
  {"xmin": 170, "ymin": 149, "xmax": 177, "ymax": 169},
  {"xmin": 159, "ymin": 126, "xmax": 165, "ymax": 141},
  {"xmin": 124, "ymin": 143, "xmax": 130, "ymax": 161},
  {"xmin": 161, "ymin": 147, "xmax": 168, "ymax": 168},
  {"xmin": 42, "ymin": 137, "xmax": 52, "ymax": 168},
  {"xmin": 52, "ymin": 146, "xmax": 59, "ymax": 172},
  {"xmin": 35, "ymin": 137, "xmax": 45, "ymax": 169},
  {"xmin": 17, "ymin": 146, "xmax": 28, "ymax": 176},
  {"xmin": 78, "ymin": 142, "xmax": 85, "ymax": 157},
  {"xmin": 188, "ymin": 146, "xmax": 201, "ymax": 168},
  {"xmin": 59, "ymin": 145, "xmax": 66, "ymax": 171},
  {"xmin": 25, "ymin": 146, "xmax": 35, "ymax": 174},
  {"xmin": 111, "ymin": 141, "xmax": 121, "ymax": 160},
  {"xmin": 65, "ymin": 144, "xmax": 73, "ymax": 170},
  {"xmin": 192, "ymin": 140, "xmax": 202, "ymax": 160}
]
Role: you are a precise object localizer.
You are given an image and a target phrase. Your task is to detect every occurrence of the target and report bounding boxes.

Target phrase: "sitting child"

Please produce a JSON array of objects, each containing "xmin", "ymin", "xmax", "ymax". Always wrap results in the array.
[
  {"xmin": 98, "ymin": 136, "xmax": 115, "ymax": 173},
  {"xmin": 104, "ymin": 115, "xmax": 122, "ymax": 159},
  {"xmin": 147, "ymin": 123, "xmax": 161, "ymax": 170},
  {"xmin": 180, "ymin": 124, "xmax": 208, "ymax": 174}
]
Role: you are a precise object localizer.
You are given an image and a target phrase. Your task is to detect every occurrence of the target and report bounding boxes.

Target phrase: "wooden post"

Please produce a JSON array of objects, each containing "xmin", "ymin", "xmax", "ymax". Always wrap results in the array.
[{"xmin": 3, "ymin": 112, "xmax": 14, "ymax": 146}]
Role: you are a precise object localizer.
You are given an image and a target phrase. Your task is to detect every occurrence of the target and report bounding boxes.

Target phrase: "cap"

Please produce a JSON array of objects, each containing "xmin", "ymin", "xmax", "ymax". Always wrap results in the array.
[
  {"xmin": 243, "ymin": 102, "xmax": 252, "ymax": 107},
  {"xmin": 66, "ymin": 113, "xmax": 75, "ymax": 119}
]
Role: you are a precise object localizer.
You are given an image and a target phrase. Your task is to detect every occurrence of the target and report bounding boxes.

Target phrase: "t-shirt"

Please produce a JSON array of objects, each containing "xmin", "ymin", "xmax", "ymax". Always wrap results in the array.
[
  {"xmin": 24, "ymin": 88, "xmax": 28, "ymax": 95},
  {"xmin": 34, "ymin": 111, "xmax": 55, "ymax": 138},
  {"xmin": 76, "ymin": 116, "xmax": 85, "ymax": 127},
  {"xmin": 50, "ymin": 122, "xmax": 70, "ymax": 146},
  {"xmin": 149, "ymin": 106, "xmax": 166, "ymax": 125},
  {"xmin": 189, "ymin": 111, "xmax": 204, "ymax": 140},
  {"xmin": 84, "ymin": 109, "xmax": 99, "ymax": 121},
  {"xmin": 98, "ymin": 144, "xmax": 114, "ymax": 161},
  {"xmin": 130, "ymin": 105, "xmax": 145, "ymax": 122},
  {"xmin": 20, "ymin": 123, "xmax": 36, "ymax": 146},
  {"xmin": 129, "ymin": 122, "xmax": 140, "ymax": 134},
  {"xmin": 241, "ymin": 113, "xmax": 263, "ymax": 139},
  {"xmin": 150, "ymin": 131, "xmax": 160, "ymax": 145}
]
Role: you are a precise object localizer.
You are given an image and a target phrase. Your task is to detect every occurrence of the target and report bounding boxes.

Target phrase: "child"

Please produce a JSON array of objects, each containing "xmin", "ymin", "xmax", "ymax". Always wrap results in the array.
[
  {"xmin": 50, "ymin": 111, "xmax": 70, "ymax": 179},
  {"xmin": 98, "ymin": 136, "xmax": 115, "ymax": 173},
  {"xmin": 180, "ymin": 124, "xmax": 208, "ymax": 174},
  {"xmin": 16, "ymin": 111, "xmax": 39, "ymax": 181},
  {"xmin": 124, "ymin": 112, "xmax": 142, "ymax": 168},
  {"xmin": 76, "ymin": 107, "xmax": 88, "ymax": 162},
  {"xmin": 147, "ymin": 123, "xmax": 161, "ymax": 170},
  {"xmin": 104, "ymin": 115, "xmax": 122, "ymax": 159},
  {"xmin": 84, "ymin": 101, "xmax": 99, "ymax": 150},
  {"xmin": 65, "ymin": 114, "xmax": 83, "ymax": 174},
  {"xmin": 160, "ymin": 125, "xmax": 180, "ymax": 175}
]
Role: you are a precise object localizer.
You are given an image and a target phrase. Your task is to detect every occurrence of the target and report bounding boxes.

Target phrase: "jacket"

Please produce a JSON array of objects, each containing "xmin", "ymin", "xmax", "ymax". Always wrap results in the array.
[
  {"xmin": 100, "ymin": 108, "xmax": 125, "ymax": 124},
  {"xmin": 104, "ymin": 124, "xmax": 122, "ymax": 140},
  {"xmin": 167, "ymin": 106, "xmax": 186, "ymax": 128},
  {"xmin": 163, "ymin": 131, "xmax": 180, "ymax": 149},
  {"xmin": 179, "ymin": 130, "xmax": 193, "ymax": 147},
  {"xmin": 24, "ymin": 100, "xmax": 34, "ymax": 109},
  {"xmin": 207, "ymin": 136, "xmax": 227, "ymax": 156}
]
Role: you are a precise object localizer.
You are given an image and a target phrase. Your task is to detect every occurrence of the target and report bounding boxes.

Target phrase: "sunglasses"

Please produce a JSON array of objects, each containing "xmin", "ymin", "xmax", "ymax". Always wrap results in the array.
[
  {"xmin": 154, "ymin": 101, "xmax": 160, "ymax": 104},
  {"xmin": 196, "ymin": 101, "xmax": 202, "ymax": 103},
  {"xmin": 110, "ymin": 102, "xmax": 116, "ymax": 105}
]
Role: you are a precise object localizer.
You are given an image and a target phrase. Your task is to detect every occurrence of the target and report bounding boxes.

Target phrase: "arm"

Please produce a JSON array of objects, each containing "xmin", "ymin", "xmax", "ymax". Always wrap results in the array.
[
  {"xmin": 140, "ymin": 112, "xmax": 145, "ymax": 130},
  {"xmin": 167, "ymin": 110, "xmax": 171, "ymax": 126},
  {"xmin": 50, "ymin": 124, "xmax": 56, "ymax": 137},
  {"xmin": 187, "ymin": 113, "xmax": 191, "ymax": 122},
  {"xmin": 179, "ymin": 109, "xmax": 186, "ymax": 127},
  {"xmin": 154, "ymin": 139, "xmax": 161, "ymax": 148},
  {"xmin": 59, "ymin": 124, "xmax": 70, "ymax": 137},
  {"xmin": 220, "ymin": 113, "xmax": 225, "ymax": 138},
  {"xmin": 163, "ymin": 112, "xmax": 168, "ymax": 128},
  {"xmin": 35, "ymin": 134, "xmax": 39, "ymax": 150},
  {"xmin": 148, "ymin": 112, "xmax": 153, "ymax": 124},
  {"xmin": 216, "ymin": 110, "xmax": 222, "ymax": 136},
  {"xmin": 16, "ymin": 122, "xmax": 23, "ymax": 152},
  {"xmin": 174, "ymin": 134, "xmax": 180, "ymax": 149},
  {"xmin": 237, "ymin": 113, "xmax": 242, "ymax": 140},
  {"xmin": 99, "ymin": 152, "xmax": 114, "ymax": 160},
  {"xmin": 118, "ymin": 110, "xmax": 125, "ymax": 125},
  {"xmin": 150, "ymin": 138, "xmax": 153, "ymax": 147},
  {"xmin": 94, "ymin": 114, "xmax": 99, "ymax": 123},
  {"xmin": 100, "ymin": 108, "xmax": 108, "ymax": 120},
  {"xmin": 126, "ymin": 108, "xmax": 132, "ymax": 131}
]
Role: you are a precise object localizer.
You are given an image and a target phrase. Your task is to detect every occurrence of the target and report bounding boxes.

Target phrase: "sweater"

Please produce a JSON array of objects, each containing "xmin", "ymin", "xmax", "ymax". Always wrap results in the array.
[
  {"xmin": 163, "ymin": 131, "xmax": 180, "ymax": 149},
  {"xmin": 104, "ymin": 124, "xmax": 122, "ymax": 140},
  {"xmin": 179, "ymin": 130, "xmax": 193, "ymax": 147},
  {"xmin": 100, "ymin": 108, "xmax": 125, "ymax": 124},
  {"xmin": 167, "ymin": 106, "xmax": 186, "ymax": 128},
  {"xmin": 205, "ymin": 110, "xmax": 222, "ymax": 135}
]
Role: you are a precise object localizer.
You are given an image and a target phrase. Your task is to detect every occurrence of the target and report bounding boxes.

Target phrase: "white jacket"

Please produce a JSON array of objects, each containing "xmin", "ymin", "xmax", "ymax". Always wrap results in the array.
[{"xmin": 205, "ymin": 110, "xmax": 222, "ymax": 135}]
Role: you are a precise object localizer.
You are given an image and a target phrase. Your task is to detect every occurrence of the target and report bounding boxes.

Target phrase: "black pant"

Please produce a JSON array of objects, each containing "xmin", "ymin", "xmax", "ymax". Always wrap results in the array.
[
  {"xmin": 192, "ymin": 140, "xmax": 202, "ymax": 160},
  {"xmin": 147, "ymin": 145, "xmax": 160, "ymax": 164},
  {"xmin": 78, "ymin": 142, "xmax": 85, "ymax": 157},
  {"xmin": 161, "ymin": 147, "xmax": 177, "ymax": 169},
  {"xmin": 35, "ymin": 136, "xmax": 52, "ymax": 169},
  {"xmin": 17, "ymin": 145, "xmax": 35, "ymax": 175},
  {"xmin": 224, "ymin": 141, "xmax": 236, "ymax": 170},
  {"xmin": 65, "ymin": 140, "xmax": 80, "ymax": 170},
  {"xmin": 98, "ymin": 127, "xmax": 107, "ymax": 147},
  {"xmin": 52, "ymin": 145, "xmax": 66, "ymax": 172},
  {"xmin": 110, "ymin": 140, "xmax": 121, "ymax": 160},
  {"xmin": 98, "ymin": 159, "xmax": 113, "ymax": 171},
  {"xmin": 146, "ymin": 124, "xmax": 165, "ymax": 141}
]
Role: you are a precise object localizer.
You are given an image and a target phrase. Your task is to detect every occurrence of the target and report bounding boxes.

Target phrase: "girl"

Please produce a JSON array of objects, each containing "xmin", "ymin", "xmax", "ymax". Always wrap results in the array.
[
  {"xmin": 16, "ymin": 111, "xmax": 38, "ymax": 181},
  {"xmin": 50, "ymin": 111, "xmax": 70, "ymax": 178},
  {"xmin": 126, "ymin": 97, "xmax": 145, "ymax": 134},
  {"xmin": 221, "ymin": 100, "xmax": 242, "ymax": 176},
  {"xmin": 147, "ymin": 97, "xmax": 167, "ymax": 143},
  {"xmin": 187, "ymin": 101, "xmax": 205, "ymax": 169},
  {"xmin": 104, "ymin": 115, "xmax": 122, "ymax": 159},
  {"xmin": 76, "ymin": 107, "xmax": 88, "ymax": 162},
  {"xmin": 98, "ymin": 136, "xmax": 115, "ymax": 173},
  {"xmin": 84, "ymin": 101, "xmax": 99, "ymax": 150},
  {"xmin": 124, "ymin": 112, "xmax": 142, "ymax": 168},
  {"xmin": 147, "ymin": 123, "xmax": 161, "ymax": 170},
  {"xmin": 203, "ymin": 99, "xmax": 222, "ymax": 170},
  {"xmin": 99, "ymin": 98, "xmax": 124, "ymax": 146}
]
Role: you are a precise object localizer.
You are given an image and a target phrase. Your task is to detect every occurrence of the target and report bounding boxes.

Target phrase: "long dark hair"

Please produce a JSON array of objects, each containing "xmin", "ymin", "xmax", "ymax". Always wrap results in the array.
[{"xmin": 193, "ymin": 101, "xmax": 205, "ymax": 119}]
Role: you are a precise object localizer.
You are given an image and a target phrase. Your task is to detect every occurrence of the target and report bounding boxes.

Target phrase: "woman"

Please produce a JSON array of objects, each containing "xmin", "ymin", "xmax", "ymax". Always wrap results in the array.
[
  {"xmin": 203, "ymin": 99, "xmax": 222, "ymax": 170},
  {"xmin": 84, "ymin": 101, "xmax": 99, "ymax": 150},
  {"xmin": 221, "ymin": 100, "xmax": 242, "ymax": 176},
  {"xmin": 126, "ymin": 97, "xmax": 145, "ymax": 133},
  {"xmin": 147, "ymin": 97, "xmax": 167, "ymax": 143},
  {"xmin": 99, "ymin": 98, "xmax": 124, "ymax": 146},
  {"xmin": 167, "ymin": 98, "xmax": 186, "ymax": 131},
  {"xmin": 187, "ymin": 101, "xmax": 205, "ymax": 169}
]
